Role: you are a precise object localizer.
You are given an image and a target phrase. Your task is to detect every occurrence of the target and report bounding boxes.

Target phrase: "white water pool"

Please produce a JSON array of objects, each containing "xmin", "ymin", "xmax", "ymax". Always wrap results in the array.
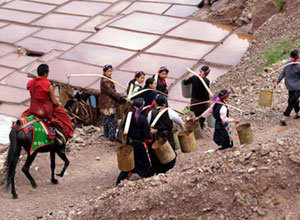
[{"xmin": 0, "ymin": 114, "xmax": 16, "ymax": 145}]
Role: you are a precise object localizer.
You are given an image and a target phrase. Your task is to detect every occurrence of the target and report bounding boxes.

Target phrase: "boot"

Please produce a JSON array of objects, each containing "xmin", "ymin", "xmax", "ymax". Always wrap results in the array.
[{"xmin": 54, "ymin": 126, "xmax": 67, "ymax": 146}]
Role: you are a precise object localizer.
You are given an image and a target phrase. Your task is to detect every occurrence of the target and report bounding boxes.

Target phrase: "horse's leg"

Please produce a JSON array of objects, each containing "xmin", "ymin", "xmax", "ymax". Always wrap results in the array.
[
  {"xmin": 56, "ymin": 150, "xmax": 70, "ymax": 177},
  {"xmin": 50, "ymin": 150, "xmax": 58, "ymax": 184},
  {"xmin": 9, "ymin": 146, "xmax": 22, "ymax": 199},
  {"xmin": 21, "ymin": 153, "xmax": 38, "ymax": 189}
]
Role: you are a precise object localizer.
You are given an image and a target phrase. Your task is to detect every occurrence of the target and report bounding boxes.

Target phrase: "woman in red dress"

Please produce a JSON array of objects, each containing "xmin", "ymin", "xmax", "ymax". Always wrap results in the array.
[{"xmin": 22, "ymin": 64, "xmax": 73, "ymax": 144}]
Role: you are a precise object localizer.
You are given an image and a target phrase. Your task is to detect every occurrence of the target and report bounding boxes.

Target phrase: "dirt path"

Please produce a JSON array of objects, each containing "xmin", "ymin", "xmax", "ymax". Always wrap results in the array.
[
  {"xmin": 0, "ymin": 138, "xmax": 119, "ymax": 220},
  {"xmin": 0, "ymin": 116, "xmax": 299, "ymax": 220}
]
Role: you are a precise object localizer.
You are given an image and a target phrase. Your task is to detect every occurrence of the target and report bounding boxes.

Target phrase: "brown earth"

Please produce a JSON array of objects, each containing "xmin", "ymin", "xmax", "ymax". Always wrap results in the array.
[{"xmin": 1, "ymin": 0, "xmax": 300, "ymax": 219}]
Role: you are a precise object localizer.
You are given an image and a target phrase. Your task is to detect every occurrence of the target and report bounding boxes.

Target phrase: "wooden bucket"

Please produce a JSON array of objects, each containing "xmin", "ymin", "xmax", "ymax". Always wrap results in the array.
[
  {"xmin": 117, "ymin": 104, "xmax": 126, "ymax": 120},
  {"xmin": 152, "ymin": 138, "xmax": 176, "ymax": 164},
  {"xmin": 207, "ymin": 115, "xmax": 215, "ymax": 128},
  {"xmin": 172, "ymin": 130, "xmax": 181, "ymax": 150},
  {"xmin": 117, "ymin": 145, "xmax": 135, "ymax": 171},
  {"xmin": 178, "ymin": 131, "xmax": 196, "ymax": 153},
  {"xmin": 184, "ymin": 119, "xmax": 198, "ymax": 132},
  {"xmin": 193, "ymin": 122, "xmax": 202, "ymax": 139},
  {"xmin": 259, "ymin": 90, "xmax": 273, "ymax": 107},
  {"xmin": 236, "ymin": 123, "xmax": 254, "ymax": 145},
  {"xmin": 181, "ymin": 80, "xmax": 192, "ymax": 98}
]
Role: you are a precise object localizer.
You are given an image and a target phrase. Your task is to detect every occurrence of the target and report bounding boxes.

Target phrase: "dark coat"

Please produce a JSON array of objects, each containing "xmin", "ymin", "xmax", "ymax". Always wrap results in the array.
[
  {"xmin": 99, "ymin": 77, "xmax": 124, "ymax": 110},
  {"xmin": 148, "ymin": 107, "xmax": 176, "ymax": 174},
  {"xmin": 154, "ymin": 75, "xmax": 168, "ymax": 94},
  {"xmin": 126, "ymin": 112, "xmax": 152, "ymax": 177}
]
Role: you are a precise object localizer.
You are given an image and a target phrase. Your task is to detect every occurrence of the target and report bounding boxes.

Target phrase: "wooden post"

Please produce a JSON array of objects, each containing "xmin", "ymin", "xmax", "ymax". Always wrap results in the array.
[{"xmin": 27, "ymin": 73, "xmax": 100, "ymax": 96}]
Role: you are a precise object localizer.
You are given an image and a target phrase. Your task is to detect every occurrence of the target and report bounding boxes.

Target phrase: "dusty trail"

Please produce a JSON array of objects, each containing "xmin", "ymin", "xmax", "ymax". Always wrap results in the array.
[
  {"xmin": 0, "ymin": 115, "xmax": 299, "ymax": 220},
  {"xmin": 0, "ymin": 138, "xmax": 119, "ymax": 220}
]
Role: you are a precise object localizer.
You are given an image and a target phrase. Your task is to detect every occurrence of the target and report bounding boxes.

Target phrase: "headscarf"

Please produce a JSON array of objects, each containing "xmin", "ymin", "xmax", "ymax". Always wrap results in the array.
[
  {"xmin": 216, "ymin": 89, "xmax": 230, "ymax": 102},
  {"xmin": 103, "ymin": 64, "xmax": 113, "ymax": 73},
  {"xmin": 158, "ymin": 66, "xmax": 169, "ymax": 85},
  {"xmin": 132, "ymin": 97, "xmax": 145, "ymax": 123},
  {"xmin": 290, "ymin": 50, "xmax": 299, "ymax": 63},
  {"xmin": 155, "ymin": 94, "xmax": 167, "ymax": 107},
  {"xmin": 200, "ymin": 65, "xmax": 210, "ymax": 75}
]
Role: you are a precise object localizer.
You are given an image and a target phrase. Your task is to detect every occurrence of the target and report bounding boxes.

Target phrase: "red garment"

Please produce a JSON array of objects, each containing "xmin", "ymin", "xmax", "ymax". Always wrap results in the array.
[
  {"xmin": 52, "ymin": 105, "xmax": 74, "ymax": 138},
  {"xmin": 24, "ymin": 78, "xmax": 53, "ymax": 119},
  {"xmin": 22, "ymin": 77, "xmax": 74, "ymax": 138}
]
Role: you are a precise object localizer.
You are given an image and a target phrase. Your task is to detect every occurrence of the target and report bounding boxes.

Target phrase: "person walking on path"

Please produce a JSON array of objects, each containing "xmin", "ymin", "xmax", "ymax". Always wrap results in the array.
[
  {"xmin": 116, "ymin": 98, "xmax": 156, "ymax": 185},
  {"xmin": 182, "ymin": 65, "xmax": 211, "ymax": 129},
  {"xmin": 99, "ymin": 64, "xmax": 126, "ymax": 141},
  {"xmin": 274, "ymin": 50, "xmax": 300, "ymax": 126},
  {"xmin": 147, "ymin": 95, "xmax": 184, "ymax": 174},
  {"xmin": 199, "ymin": 90, "xmax": 241, "ymax": 151}
]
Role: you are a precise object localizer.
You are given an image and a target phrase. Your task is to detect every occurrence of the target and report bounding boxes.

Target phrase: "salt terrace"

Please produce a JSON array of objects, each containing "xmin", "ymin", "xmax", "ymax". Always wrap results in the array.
[{"xmin": 0, "ymin": 0, "xmax": 250, "ymax": 117}]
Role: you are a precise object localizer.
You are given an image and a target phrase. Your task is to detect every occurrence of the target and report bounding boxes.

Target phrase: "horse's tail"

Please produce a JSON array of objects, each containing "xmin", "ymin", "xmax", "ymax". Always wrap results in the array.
[{"xmin": 5, "ymin": 123, "xmax": 21, "ymax": 190}]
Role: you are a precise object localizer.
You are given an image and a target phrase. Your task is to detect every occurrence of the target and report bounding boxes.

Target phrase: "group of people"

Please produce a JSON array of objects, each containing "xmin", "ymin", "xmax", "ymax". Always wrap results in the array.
[
  {"xmin": 21, "ymin": 49, "xmax": 299, "ymax": 184},
  {"xmin": 98, "ymin": 64, "xmax": 243, "ymax": 184}
]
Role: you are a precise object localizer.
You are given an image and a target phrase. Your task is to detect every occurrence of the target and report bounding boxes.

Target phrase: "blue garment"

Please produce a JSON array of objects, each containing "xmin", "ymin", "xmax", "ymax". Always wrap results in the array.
[
  {"xmin": 277, "ymin": 61, "xmax": 300, "ymax": 91},
  {"xmin": 86, "ymin": 95, "xmax": 97, "ymax": 108}
]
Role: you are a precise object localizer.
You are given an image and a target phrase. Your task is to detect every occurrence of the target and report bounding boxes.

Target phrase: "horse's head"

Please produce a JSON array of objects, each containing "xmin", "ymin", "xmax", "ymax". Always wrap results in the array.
[{"xmin": 64, "ymin": 92, "xmax": 91, "ymax": 127}]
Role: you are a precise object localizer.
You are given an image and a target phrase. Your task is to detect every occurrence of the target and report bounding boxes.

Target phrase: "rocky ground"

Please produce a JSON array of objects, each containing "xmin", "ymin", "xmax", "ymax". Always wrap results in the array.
[{"xmin": 1, "ymin": 0, "xmax": 300, "ymax": 219}]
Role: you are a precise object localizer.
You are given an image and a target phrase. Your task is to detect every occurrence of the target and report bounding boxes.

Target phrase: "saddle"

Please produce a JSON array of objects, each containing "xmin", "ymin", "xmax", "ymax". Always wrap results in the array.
[{"xmin": 14, "ymin": 116, "xmax": 66, "ymax": 155}]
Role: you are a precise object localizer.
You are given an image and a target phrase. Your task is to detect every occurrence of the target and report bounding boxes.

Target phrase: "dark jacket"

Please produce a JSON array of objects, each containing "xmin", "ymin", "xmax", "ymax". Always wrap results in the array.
[
  {"xmin": 154, "ymin": 75, "xmax": 168, "ymax": 94},
  {"xmin": 143, "ymin": 89, "xmax": 158, "ymax": 106},
  {"xmin": 183, "ymin": 75, "xmax": 210, "ymax": 101},
  {"xmin": 125, "ymin": 113, "xmax": 152, "ymax": 176},
  {"xmin": 150, "ymin": 107, "xmax": 173, "ymax": 133},
  {"xmin": 277, "ymin": 61, "xmax": 300, "ymax": 91}
]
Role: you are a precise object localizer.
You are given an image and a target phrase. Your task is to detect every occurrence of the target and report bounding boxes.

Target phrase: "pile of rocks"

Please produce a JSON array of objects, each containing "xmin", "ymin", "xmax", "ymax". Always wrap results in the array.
[
  {"xmin": 39, "ymin": 1, "xmax": 300, "ymax": 218},
  {"xmin": 42, "ymin": 122, "xmax": 300, "ymax": 219},
  {"xmin": 0, "ymin": 144, "xmax": 8, "ymax": 172},
  {"xmin": 68, "ymin": 125, "xmax": 103, "ymax": 151}
]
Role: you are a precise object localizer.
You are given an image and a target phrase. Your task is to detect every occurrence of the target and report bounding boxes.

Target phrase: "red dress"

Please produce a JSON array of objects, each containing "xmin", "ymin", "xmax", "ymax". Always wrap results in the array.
[{"xmin": 22, "ymin": 78, "xmax": 74, "ymax": 138}]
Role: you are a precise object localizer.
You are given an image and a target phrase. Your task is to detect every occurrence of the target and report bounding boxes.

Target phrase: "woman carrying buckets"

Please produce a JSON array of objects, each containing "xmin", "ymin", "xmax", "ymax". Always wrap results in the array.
[
  {"xmin": 147, "ymin": 94, "xmax": 184, "ymax": 174},
  {"xmin": 199, "ymin": 90, "xmax": 241, "ymax": 150},
  {"xmin": 116, "ymin": 98, "xmax": 156, "ymax": 185}
]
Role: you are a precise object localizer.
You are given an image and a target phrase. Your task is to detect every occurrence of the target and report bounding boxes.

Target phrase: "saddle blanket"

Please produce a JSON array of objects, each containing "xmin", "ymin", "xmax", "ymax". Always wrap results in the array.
[{"xmin": 18, "ymin": 116, "xmax": 55, "ymax": 155}]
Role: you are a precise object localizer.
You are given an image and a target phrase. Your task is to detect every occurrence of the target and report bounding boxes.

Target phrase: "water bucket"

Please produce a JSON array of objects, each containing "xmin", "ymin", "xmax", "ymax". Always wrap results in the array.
[
  {"xmin": 117, "ymin": 104, "xmax": 126, "ymax": 120},
  {"xmin": 117, "ymin": 145, "xmax": 135, "ymax": 171},
  {"xmin": 172, "ymin": 130, "xmax": 181, "ymax": 150},
  {"xmin": 181, "ymin": 80, "xmax": 192, "ymax": 98},
  {"xmin": 152, "ymin": 138, "xmax": 176, "ymax": 164},
  {"xmin": 236, "ymin": 123, "xmax": 254, "ymax": 145},
  {"xmin": 193, "ymin": 122, "xmax": 202, "ymax": 139},
  {"xmin": 184, "ymin": 119, "xmax": 198, "ymax": 132},
  {"xmin": 207, "ymin": 115, "xmax": 215, "ymax": 128},
  {"xmin": 259, "ymin": 90, "xmax": 273, "ymax": 107},
  {"xmin": 178, "ymin": 131, "xmax": 196, "ymax": 153}
]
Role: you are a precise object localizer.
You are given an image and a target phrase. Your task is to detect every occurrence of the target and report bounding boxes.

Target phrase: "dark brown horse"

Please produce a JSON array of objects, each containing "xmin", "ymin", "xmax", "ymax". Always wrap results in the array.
[
  {"xmin": 5, "ymin": 121, "xmax": 70, "ymax": 199},
  {"xmin": 4, "ymin": 91, "xmax": 96, "ymax": 199}
]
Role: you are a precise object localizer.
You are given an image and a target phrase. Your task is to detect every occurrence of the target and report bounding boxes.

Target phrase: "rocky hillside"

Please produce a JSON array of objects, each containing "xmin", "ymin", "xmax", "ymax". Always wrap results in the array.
[{"xmin": 39, "ymin": 0, "xmax": 300, "ymax": 219}]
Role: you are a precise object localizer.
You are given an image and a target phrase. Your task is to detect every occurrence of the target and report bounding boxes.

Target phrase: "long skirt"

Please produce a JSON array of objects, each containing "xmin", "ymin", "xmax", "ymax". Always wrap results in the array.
[
  {"xmin": 213, "ymin": 123, "xmax": 233, "ymax": 149},
  {"xmin": 116, "ymin": 139, "xmax": 152, "ymax": 185}
]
